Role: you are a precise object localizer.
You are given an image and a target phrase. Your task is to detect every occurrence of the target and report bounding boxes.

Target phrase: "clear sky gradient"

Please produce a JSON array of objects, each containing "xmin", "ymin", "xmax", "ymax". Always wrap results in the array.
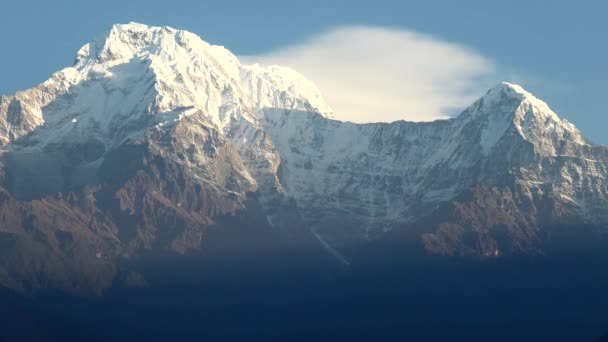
[{"xmin": 1, "ymin": 0, "xmax": 606, "ymax": 143}]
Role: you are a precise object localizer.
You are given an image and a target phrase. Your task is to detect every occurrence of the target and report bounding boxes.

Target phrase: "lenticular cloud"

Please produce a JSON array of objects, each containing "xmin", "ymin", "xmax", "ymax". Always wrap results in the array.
[{"xmin": 242, "ymin": 26, "xmax": 497, "ymax": 123}]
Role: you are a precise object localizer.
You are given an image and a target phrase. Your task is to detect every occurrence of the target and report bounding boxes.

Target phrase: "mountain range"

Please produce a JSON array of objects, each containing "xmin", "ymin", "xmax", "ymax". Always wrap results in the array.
[
  {"xmin": 1, "ymin": 22, "xmax": 608, "ymax": 340},
  {"xmin": 1, "ymin": 21, "xmax": 608, "ymax": 292}
]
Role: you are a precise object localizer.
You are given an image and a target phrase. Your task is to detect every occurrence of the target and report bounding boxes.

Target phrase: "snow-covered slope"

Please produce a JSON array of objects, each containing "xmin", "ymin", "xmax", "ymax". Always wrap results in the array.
[
  {"xmin": 1, "ymin": 23, "xmax": 607, "ymax": 260},
  {"xmin": 259, "ymin": 83, "xmax": 608, "ymax": 252},
  {"xmin": 0, "ymin": 22, "xmax": 332, "ymax": 149}
]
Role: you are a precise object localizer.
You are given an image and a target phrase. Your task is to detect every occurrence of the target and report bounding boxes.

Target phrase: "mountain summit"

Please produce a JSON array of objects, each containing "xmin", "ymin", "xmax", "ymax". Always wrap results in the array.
[
  {"xmin": 463, "ymin": 82, "xmax": 588, "ymax": 156},
  {"xmin": 0, "ymin": 22, "xmax": 332, "ymax": 147},
  {"xmin": 0, "ymin": 23, "xmax": 607, "ymax": 295}
]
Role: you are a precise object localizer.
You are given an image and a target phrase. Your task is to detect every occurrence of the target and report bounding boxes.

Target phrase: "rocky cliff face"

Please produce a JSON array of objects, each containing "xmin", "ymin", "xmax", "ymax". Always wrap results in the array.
[
  {"xmin": 0, "ymin": 23, "xmax": 607, "ymax": 295},
  {"xmin": 259, "ymin": 83, "xmax": 608, "ymax": 257}
]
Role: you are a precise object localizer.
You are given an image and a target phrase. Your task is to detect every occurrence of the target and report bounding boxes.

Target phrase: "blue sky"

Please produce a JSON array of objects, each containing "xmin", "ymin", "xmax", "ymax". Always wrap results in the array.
[{"xmin": 1, "ymin": 0, "xmax": 606, "ymax": 143}]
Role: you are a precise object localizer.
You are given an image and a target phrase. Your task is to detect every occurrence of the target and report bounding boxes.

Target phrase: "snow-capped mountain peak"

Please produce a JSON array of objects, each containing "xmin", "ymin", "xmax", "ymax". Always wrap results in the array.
[
  {"xmin": 461, "ymin": 82, "xmax": 587, "ymax": 156},
  {"xmin": 72, "ymin": 22, "xmax": 333, "ymax": 125},
  {"xmin": 0, "ymin": 23, "xmax": 333, "ymax": 148}
]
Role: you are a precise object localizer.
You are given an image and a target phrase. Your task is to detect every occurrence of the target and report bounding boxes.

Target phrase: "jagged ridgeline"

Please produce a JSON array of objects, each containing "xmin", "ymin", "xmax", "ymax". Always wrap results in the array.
[{"xmin": 0, "ymin": 22, "xmax": 608, "ymax": 299}]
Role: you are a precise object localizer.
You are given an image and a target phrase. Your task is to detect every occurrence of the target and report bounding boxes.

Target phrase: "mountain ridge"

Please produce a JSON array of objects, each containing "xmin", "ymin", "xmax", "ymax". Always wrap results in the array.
[{"xmin": 0, "ymin": 23, "xmax": 607, "ymax": 296}]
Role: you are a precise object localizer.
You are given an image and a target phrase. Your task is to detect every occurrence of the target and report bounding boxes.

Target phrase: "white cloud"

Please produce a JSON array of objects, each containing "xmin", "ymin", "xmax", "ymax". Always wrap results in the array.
[{"xmin": 241, "ymin": 26, "xmax": 497, "ymax": 123}]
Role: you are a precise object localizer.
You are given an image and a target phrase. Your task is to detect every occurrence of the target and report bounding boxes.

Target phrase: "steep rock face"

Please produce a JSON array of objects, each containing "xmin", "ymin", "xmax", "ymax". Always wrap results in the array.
[
  {"xmin": 0, "ymin": 114, "xmax": 320, "ymax": 295},
  {"xmin": 260, "ymin": 84, "xmax": 608, "ymax": 255},
  {"xmin": 96, "ymin": 115, "xmax": 255, "ymax": 254},
  {"xmin": 0, "ymin": 188, "xmax": 118, "ymax": 296},
  {"xmin": 383, "ymin": 184, "xmax": 544, "ymax": 258}
]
